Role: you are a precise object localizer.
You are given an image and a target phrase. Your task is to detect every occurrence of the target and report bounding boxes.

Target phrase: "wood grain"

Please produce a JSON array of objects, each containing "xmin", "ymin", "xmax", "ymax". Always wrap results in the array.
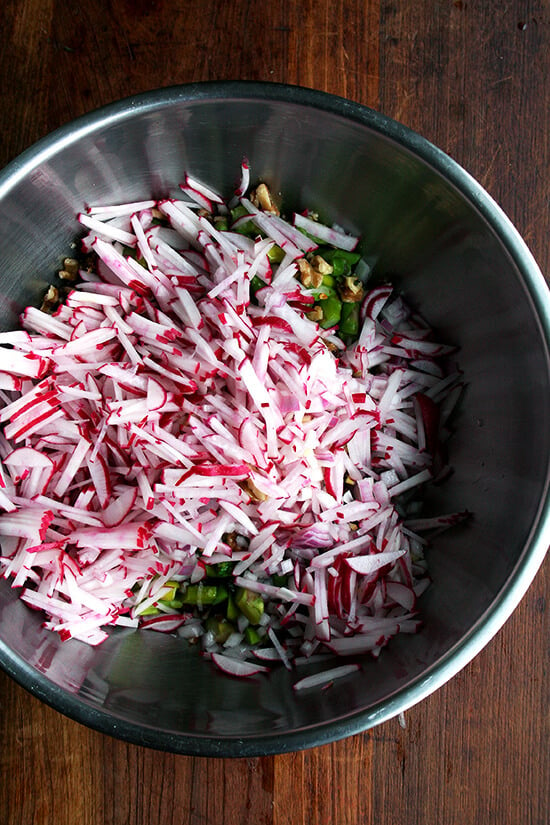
[{"xmin": 1, "ymin": 1, "xmax": 549, "ymax": 823}]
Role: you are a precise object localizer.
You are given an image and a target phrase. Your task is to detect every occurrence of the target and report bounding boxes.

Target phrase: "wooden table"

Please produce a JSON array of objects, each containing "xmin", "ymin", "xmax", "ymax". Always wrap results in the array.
[{"xmin": 1, "ymin": 2, "xmax": 549, "ymax": 823}]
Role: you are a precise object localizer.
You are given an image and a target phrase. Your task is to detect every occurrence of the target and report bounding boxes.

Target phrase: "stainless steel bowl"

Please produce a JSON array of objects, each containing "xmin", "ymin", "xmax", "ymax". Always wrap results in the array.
[{"xmin": 0, "ymin": 82, "xmax": 549, "ymax": 756}]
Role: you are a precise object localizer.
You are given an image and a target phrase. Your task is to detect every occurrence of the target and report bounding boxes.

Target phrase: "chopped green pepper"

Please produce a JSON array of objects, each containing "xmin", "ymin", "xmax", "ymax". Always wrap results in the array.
[
  {"xmin": 231, "ymin": 205, "xmax": 248, "ymax": 219},
  {"xmin": 226, "ymin": 594, "xmax": 239, "ymax": 621},
  {"xmin": 339, "ymin": 302, "xmax": 360, "ymax": 337},
  {"xmin": 160, "ymin": 598, "xmax": 184, "ymax": 610},
  {"xmin": 331, "ymin": 257, "xmax": 352, "ymax": 278},
  {"xmin": 160, "ymin": 581, "xmax": 180, "ymax": 601},
  {"xmin": 214, "ymin": 216, "xmax": 229, "ymax": 231},
  {"xmin": 250, "ymin": 274, "xmax": 267, "ymax": 298},
  {"xmin": 267, "ymin": 244, "xmax": 285, "ymax": 263},
  {"xmin": 181, "ymin": 583, "xmax": 228, "ymax": 608},
  {"xmin": 318, "ymin": 249, "xmax": 362, "ymax": 279},
  {"xmin": 121, "ymin": 244, "xmax": 138, "ymax": 260},
  {"xmin": 317, "ymin": 294, "xmax": 342, "ymax": 329},
  {"xmin": 140, "ymin": 605, "xmax": 160, "ymax": 616},
  {"xmin": 235, "ymin": 587, "xmax": 264, "ymax": 625},
  {"xmin": 231, "ymin": 205, "xmax": 257, "ymax": 237},
  {"xmin": 319, "ymin": 248, "xmax": 362, "ymax": 266},
  {"xmin": 206, "ymin": 617, "xmax": 235, "ymax": 644},
  {"xmin": 244, "ymin": 626, "xmax": 262, "ymax": 645},
  {"xmin": 205, "ymin": 561, "xmax": 235, "ymax": 578}
]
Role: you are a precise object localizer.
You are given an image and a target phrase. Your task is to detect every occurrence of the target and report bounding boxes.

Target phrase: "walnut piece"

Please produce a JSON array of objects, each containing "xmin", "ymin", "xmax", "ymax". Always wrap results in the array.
[
  {"xmin": 338, "ymin": 276, "xmax": 364, "ymax": 303},
  {"xmin": 250, "ymin": 183, "xmax": 280, "ymax": 216},
  {"xmin": 307, "ymin": 305, "xmax": 324, "ymax": 322},
  {"xmin": 243, "ymin": 479, "xmax": 268, "ymax": 502},
  {"xmin": 40, "ymin": 285, "xmax": 60, "ymax": 314},
  {"xmin": 297, "ymin": 258, "xmax": 323, "ymax": 288},
  {"xmin": 309, "ymin": 254, "xmax": 333, "ymax": 275}
]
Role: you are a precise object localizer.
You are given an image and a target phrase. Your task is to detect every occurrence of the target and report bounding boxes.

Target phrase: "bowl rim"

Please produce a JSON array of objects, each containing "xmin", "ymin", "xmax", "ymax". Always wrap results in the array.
[{"xmin": 0, "ymin": 80, "xmax": 549, "ymax": 757}]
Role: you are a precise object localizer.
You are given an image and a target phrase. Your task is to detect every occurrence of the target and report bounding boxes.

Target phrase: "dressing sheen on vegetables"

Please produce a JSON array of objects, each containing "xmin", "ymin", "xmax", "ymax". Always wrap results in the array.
[{"xmin": 0, "ymin": 164, "xmax": 467, "ymax": 685}]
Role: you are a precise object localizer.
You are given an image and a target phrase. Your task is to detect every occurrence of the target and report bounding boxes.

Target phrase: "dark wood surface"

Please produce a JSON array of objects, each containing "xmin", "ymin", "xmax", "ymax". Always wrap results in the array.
[{"xmin": 1, "ymin": 2, "xmax": 549, "ymax": 823}]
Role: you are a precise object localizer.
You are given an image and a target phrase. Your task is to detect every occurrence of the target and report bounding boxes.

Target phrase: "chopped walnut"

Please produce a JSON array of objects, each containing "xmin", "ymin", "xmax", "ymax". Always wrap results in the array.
[
  {"xmin": 297, "ymin": 258, "xmax": 323, "ymax": 288},
  {"xmin": 250, "ymin": 183, "xmax": 280, "ymax": 216},
  {"xmin": 58, "ymin": 256, "xmax": 79, "ymax": 282},
  {"xmin": 223, "ymin": 531, "xmax": 244, "ymax": 551},
  {"xmin": 309, "ymin": 255, "xmax": 333, "ymax": 275},
  {"xmin": 243, "ymin": 479, "xmax": 268, "ymax": 502},
  {"xmin": 40, "ymin": 285, "xmax": 60, "ymax": 314},
  {"xmin": 338, "ymin": 276, "xmax": 364, "ymax": 303},
  {"xmin": 307, "ymin": 305, "xmax": 324, "ymax": 322}
]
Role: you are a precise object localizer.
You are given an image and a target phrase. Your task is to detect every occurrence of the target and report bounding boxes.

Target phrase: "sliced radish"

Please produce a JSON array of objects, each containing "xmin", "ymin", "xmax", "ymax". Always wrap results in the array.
[
  {"xmin": 293, "ymin": 664, "xmax": 361, "ymax": 691},
  {"xmin": 140, "ymin": 614, "xmax": 189, "ymax": 632},
  {"xmin": 0, "ymin": 164, "xmax": 462, "ymax": 664},
  {"xmin": 211, "ymin": 653, "xmax": 269, "ymax": 677}
]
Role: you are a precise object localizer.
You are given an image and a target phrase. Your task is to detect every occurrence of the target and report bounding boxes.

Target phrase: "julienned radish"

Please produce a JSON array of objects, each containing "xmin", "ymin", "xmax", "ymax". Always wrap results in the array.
[{"xmin": 0, "ymin": 165, "xmax": 465, "ymax": 688}]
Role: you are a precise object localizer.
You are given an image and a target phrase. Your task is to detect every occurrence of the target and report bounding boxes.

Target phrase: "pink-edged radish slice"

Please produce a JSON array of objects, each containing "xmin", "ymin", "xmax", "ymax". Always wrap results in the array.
[
  {"xmin": 140, "ymin": 614, "xmax": 189, "ymax": 632},
  {"xmin": 252, "ymin": 647, "xmax": 283, "ymax": 661},
  {"xmin": 293, "ymin": 664, "xmax": 360, "ymax": 691},
  {"xmin": 101, "ymin": 487, "xmax": 138, "ymax": 527},
  {"xmin": 0, "ymin": 373, "xmax": 23, "ymax": 391},
  {"xmin": 0, "ymin": 349, "xmax": 50, "ymax": 379},
  {"xmin": 361, "ymin": 284, "xmax": 393, "ymax": 322},
  {"xmin": 86, "ymin": 453, "xmax": 112, "ymax": 509},
  {"xmin": 146, "ymin": 377, "xmax": 168, "ymax": 411},
  {"xmin": 22, "ymin": 461, "xmax": 56, "ymax": 498},
  {"xmin": 4, "ymin": 447, "xmax": 54, "ymax": 480},
  {"xmin": 385, "ymin": 581, "xmax": 417, "ymax": 611},
  {"xmin": 0, "ymin": 489, "xmax": 16, "ymax": 512},
  {"xmin": 345, "ymin": 549, "xmax": 406, "ymax": 575},
  {"xmin": 211, "ymin": 653, "xmax": 269, "ymax": 677},
  {"xmin": 292, "ymin": 212, "xmax": 358, "ymax": 251}
]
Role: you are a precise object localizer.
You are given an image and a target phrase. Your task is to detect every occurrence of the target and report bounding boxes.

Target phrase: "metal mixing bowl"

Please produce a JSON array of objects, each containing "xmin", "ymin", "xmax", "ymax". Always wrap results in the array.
[{"xmin": 0, "ymin": 82, "xmax": 549, "ymax": 756}]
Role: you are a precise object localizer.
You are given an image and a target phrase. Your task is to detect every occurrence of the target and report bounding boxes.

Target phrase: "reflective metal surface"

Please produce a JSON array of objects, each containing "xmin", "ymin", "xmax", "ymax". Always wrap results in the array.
[{"xmin": 0, "ymin": 82, "xmax": 549, "ymax": 756}]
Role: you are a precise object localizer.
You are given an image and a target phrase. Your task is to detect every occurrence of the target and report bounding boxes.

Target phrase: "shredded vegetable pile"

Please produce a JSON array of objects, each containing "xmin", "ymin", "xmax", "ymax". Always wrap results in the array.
[{"xmin": 0, "ymin": 164, "xmax": 466, "ymax": 685}]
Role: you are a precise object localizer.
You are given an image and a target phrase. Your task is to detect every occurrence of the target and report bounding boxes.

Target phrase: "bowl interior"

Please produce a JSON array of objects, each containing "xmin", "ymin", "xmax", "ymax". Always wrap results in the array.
[{"xmin": 0, "ymin": 84, "xmax": 549, "ymax": 755}]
